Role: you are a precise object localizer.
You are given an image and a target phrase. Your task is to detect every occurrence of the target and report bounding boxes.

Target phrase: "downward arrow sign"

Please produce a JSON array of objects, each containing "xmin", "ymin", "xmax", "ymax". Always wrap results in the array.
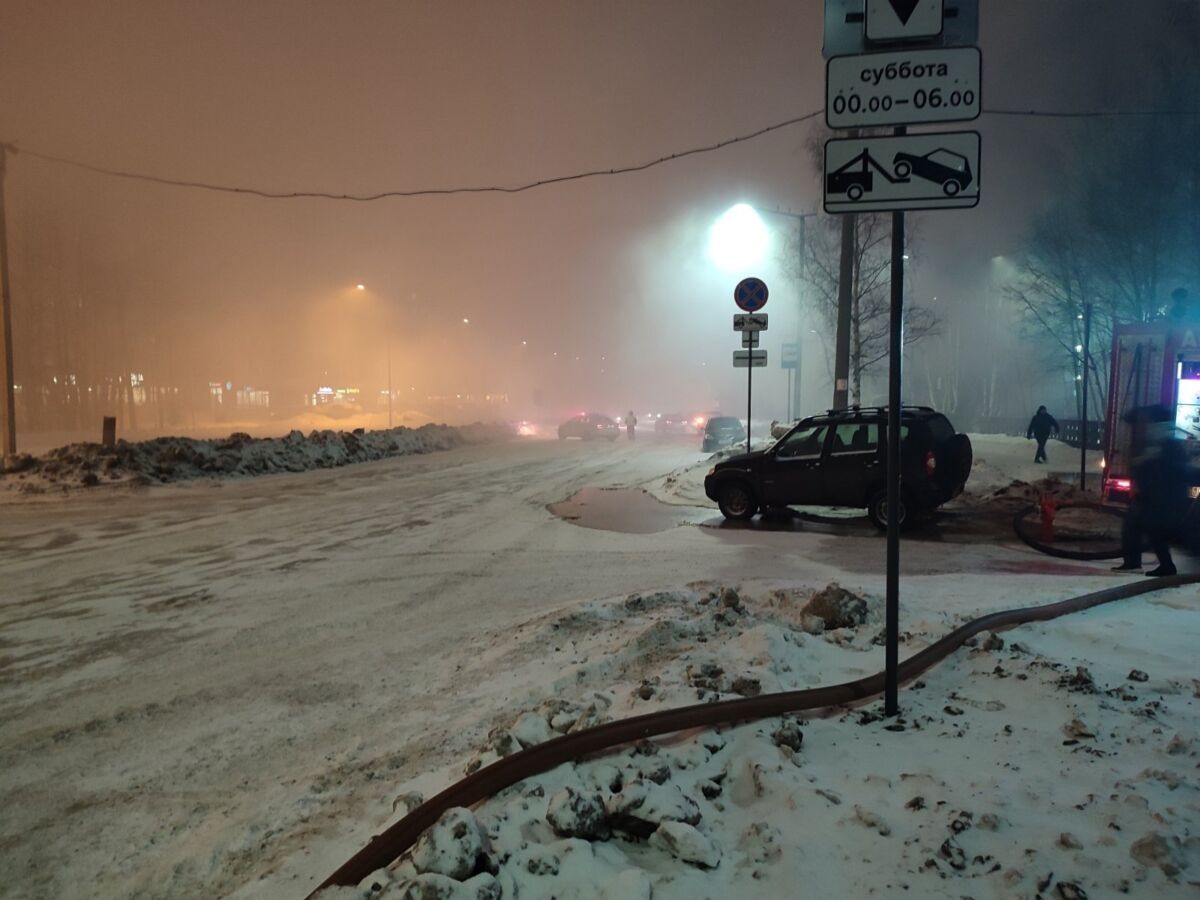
[{"xmin": 888, "ymin": 0, "xmax": 922, "ymax": 24}]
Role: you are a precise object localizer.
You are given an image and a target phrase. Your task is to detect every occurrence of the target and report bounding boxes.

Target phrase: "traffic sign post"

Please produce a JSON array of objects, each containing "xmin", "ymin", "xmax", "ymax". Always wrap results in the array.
[
  {"xmin": 732, "ymin": 279, "xmax": 769, "ymax": 453},
  {"xmin": 781, "ymin": 341, "xmax": 801, "ymax": 429},
  {"xmin": 732, "ymin": 350, "xmax": 767, "ymax": 366},
  {"xmin": 734, "ymin": 277, "xmax": 769, "ymax": 312},
  {"xmin": 823, "ymin": 0, "xmax": 981, "ymax": 719},
  {"xmin": 866, "ymin": 0, "xmax": 943, "ymax": 42},
  {"xmin": 823, "ymin": 0, "xmax": 978, "ymax": 59},
  {"xmin": 824, "ymin": 131, "xmax": 980, "ymax": 213},
  {"xmin": 826, "ymin": 46, "xmax": 980, "ymax": 129},
  {"xmin": 733, "ymin": 313, "xmax": 768, "ymax": 331}
]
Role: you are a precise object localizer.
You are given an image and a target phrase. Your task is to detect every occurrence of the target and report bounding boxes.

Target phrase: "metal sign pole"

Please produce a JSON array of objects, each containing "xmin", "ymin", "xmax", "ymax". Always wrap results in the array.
[
  {"xmin": 746, "ymin": 350, "xmax": 753, "ymax": 454},
  {"xmin": 884, "ymin": 124, "xmax": 906, "ymax": 718}
]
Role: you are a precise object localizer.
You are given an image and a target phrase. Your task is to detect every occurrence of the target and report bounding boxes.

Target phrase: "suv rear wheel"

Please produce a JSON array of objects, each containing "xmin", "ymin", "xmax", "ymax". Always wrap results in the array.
[
  {"xmin": 718, "ymin": 482, "xmax": 759, "ymax": 520},
  {"xmin": 867, "ymin": 488, "xmax": 909, "ymax": 531}
]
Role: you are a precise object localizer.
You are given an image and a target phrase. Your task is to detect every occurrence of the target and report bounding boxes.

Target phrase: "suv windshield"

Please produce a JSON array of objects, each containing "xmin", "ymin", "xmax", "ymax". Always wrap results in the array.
[{"xmin": 776, "ymin": 423, "xmax": 828, "ymax": 459}]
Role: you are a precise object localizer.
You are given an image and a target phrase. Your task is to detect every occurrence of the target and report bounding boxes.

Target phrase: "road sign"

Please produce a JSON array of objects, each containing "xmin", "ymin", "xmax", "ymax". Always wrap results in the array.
[
  {"xmin": 826, "ymin": 47, "xmax": 980, "ymax": 128},
  {"xmin": 733, "ymin": 277, "xmax": 769, "ymax": 312},
  {"xmin": 824, "ymin": 130, "xmax": 979, "ymax": 213},
  {"xmin": 867, "ymin": 0, "xmax": 942, "ymax": 42},
  {"xmin": 823, "ymin": 0, "xmax": 977, "ymax": 59},
  {"xmin": 781, "ymin": 341, "xmax": 800, "ymax": 369},
  {"xmin": 733, "ymin": 350, "xmax": 768, "ymax": 368},
  {"xmin": 733, "ymin": 313, "xmax": 768, "ymax": 332},
  {"xmin": 741, "ymin": 331, "xmax": 760, "ymax": 349}
]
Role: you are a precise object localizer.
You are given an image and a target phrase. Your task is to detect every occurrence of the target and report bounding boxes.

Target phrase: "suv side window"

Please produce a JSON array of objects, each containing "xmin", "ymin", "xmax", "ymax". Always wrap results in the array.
[
  {"xmin": 776, "ymin": 424, "xmax": 828, "ymax": 460},
  {"xmin": 830, "ymin": 422, "xmax": 879, "ymax": 455}
]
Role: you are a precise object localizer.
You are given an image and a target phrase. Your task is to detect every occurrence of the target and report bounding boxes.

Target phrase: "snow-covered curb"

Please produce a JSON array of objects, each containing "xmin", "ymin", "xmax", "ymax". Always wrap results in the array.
[
  {"xmin": 0, "ymin": 422, "xmax": 514, "ymax": 493},
  {"xmin": 315, "ymin": 583, "xmax": 1200, "ymax": 899}
]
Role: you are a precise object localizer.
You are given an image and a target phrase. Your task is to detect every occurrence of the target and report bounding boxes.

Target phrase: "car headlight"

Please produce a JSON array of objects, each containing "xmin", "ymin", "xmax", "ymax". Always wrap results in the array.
[{"xmin": 707, "ymin": 467, "xmax": 717, "ymax": 476}]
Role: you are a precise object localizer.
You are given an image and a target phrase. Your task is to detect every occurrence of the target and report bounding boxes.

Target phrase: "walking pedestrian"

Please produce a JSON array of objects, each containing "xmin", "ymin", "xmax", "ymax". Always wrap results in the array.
[
  {"xmin": 626, "ymin": 410, "xmax": 637, "ymax": 441},
  {"xmin": 1026, "ymin": 405, "xmax": 1060, "ymax": 463}
]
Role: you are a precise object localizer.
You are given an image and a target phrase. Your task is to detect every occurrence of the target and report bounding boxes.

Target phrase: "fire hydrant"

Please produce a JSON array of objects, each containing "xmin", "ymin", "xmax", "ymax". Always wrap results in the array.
[{"xmin": 1040, "ymin": 496, "xmax": 1058, "ymax": 544}]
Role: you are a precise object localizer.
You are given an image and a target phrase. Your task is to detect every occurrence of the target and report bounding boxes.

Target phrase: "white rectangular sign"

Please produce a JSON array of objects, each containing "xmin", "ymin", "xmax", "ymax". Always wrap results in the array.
[
  {"xmin": 733, "ymin": 350, "xmax": 768, "ymax": 368},
  {"xmin": 781, "ymin": 342, "xmax": 800, "ymax": 367},
  {"xmin": 741, "ymin": 331, "xmax": 760, "ymax": 348},
  {"xmin": 826, "ymin": 47, "xmax": 980, "ymax": 128},
  {"xmin": 824, "ymin": 130, "xmax": 979, "ymax": 213},
  {"xmin": 733, "ymin": 313, "xmax": 768, "ymax": 332}
]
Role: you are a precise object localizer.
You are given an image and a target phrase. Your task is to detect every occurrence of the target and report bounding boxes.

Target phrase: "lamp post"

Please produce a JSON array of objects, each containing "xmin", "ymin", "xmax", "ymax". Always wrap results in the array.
[
  {"xmin": 757, "ymin": 208, "xmax": 817, "ymax": 421},
  {"xmin": 350, "ymin": 283, "xmax": 397, "ymax": 430},
  {"xmin": 709, "ymin": 205, "xmax": 769, "ymax": 442},
  {"xmin": 0, "ymin": 143, "xmax": 17, "ymax": 455}
]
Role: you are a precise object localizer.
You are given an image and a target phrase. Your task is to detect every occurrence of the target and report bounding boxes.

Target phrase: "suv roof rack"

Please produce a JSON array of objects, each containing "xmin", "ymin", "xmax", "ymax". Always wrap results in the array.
[{"xmin": 822, "ymin": 405, "xmax": 936, "ymax": 415}]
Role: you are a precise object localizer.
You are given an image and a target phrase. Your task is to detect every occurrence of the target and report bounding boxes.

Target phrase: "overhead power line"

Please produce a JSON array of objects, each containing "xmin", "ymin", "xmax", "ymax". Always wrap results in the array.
[{"xmin": 3, "ymin": 106, "xmax": 1197, "ymax": 202}]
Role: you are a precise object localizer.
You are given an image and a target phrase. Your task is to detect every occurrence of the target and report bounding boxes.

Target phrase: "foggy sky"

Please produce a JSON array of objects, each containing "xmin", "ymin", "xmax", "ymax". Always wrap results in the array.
[{"xmin": 1, "ymin": 0, "xmax": 1194, "ymax": 430}]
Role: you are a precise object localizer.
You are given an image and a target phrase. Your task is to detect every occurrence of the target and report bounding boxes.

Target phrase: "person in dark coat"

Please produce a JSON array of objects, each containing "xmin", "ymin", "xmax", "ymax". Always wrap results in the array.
[
  {"xmin": 1114, "ymin": 406, "xmax": 1191, "ymax": 576},
  {"xmin": 626, "ymin": 410, "xmax": 637, "ymax": 441},
  {"xmin": 1026, "ymin": 405, "xmax": 1060, "ymax": 463}
]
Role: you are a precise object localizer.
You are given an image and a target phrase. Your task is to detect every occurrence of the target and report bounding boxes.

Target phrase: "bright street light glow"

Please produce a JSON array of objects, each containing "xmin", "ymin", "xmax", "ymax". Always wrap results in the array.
[
  {"xmin": 708, "ymin": 204, "xmax": 769, "ymax": 272},
  {"xmin": 462, "ymin": 317, "xmax": 470, "ymax": 324},
  {"xmin": 356, "ymin": 283, "xmax": 365, "ymax": 290}
]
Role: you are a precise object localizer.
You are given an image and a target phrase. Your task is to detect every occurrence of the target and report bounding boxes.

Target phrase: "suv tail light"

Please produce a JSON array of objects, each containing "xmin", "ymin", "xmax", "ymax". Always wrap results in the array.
[{"xmin": 925, "ymin": 451, "xmax": 937, "ymax": 475}]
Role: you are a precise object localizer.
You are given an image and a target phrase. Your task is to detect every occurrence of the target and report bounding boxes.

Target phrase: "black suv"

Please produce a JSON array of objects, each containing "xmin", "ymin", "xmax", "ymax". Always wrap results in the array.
[{"xmin": 703, "ymin": 407, "xmax": 972, "ymax": 529}]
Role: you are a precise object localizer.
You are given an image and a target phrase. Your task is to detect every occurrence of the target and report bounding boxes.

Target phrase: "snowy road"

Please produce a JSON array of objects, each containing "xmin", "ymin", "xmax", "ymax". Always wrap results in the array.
[{"xmin": 0, "ymin": 435, "xmax": 1127, "ymax": 898}]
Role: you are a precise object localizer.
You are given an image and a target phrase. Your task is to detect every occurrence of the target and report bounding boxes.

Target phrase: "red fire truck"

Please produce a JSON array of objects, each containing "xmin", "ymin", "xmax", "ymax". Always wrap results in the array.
[{"xmin": 1102, "ymin": 319, "xmax": 1200, "ymax": 502}]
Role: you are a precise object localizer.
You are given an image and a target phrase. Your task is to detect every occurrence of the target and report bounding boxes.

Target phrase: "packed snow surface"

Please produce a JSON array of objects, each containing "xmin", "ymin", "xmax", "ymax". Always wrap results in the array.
[{"xmin": 0, "ymin": 433, "xmax": 1193, "ymax": 899}]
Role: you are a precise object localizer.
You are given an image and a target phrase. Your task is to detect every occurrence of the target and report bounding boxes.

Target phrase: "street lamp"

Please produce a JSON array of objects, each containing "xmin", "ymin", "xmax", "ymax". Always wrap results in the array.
[
  {"xmin": 756, "ymin": 207, "xmax": 818, "ymax": 421},
  {"xmin": 708, "ymin": 204, "xmax": 769, "ymax": 272}
]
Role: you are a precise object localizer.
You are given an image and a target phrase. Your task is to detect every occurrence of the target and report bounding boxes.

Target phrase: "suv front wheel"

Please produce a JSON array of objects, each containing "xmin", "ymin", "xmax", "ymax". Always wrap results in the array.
[
  {"xmin": 718, "ymin": 482, "xmax": 759, "ymax": 521},
  {"xmin": 867, "ymin": 488, "xmax": 909, "ymax": 531}
]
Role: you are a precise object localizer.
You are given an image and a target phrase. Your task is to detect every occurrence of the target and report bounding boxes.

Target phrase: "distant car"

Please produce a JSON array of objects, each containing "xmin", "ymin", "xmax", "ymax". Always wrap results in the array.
[
  {"xmin": 703, "ymin": 406, "xmax": 973, "ymax": 529},
  {"xmin": 892, "ymin": 148, "xmax": 973, "ymax": 196},
  {"xmin": 558, "ymin": 413, "xmax": 619, "ymax": 441},
  {"xmin": 654, "ymin": 413, "xmax": 696, "ymax": 435},
  {"xmin": 701, "ymin": 416, "xmax": 747, "ymax": 453}
]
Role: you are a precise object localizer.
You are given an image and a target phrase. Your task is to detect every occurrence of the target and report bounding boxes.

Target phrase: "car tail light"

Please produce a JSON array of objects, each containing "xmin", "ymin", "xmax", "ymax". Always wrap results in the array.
[
  {"xmin": 1111, "ymin": 478, "xmax": 1132, "ymax": 492},
  {"xmin": 925, "ymin": 451, "xmax": 937, "ymax": 475}
]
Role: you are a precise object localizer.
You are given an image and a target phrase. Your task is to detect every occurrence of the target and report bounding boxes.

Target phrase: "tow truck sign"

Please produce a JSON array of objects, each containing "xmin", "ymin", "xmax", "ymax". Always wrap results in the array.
[
  {"xmin": 826, "ymin": 46, "xmax": 980, "ymax": 128},
  {"xmin": 823, "ymin": 130, "xmax": 979, "ymax": 213}
]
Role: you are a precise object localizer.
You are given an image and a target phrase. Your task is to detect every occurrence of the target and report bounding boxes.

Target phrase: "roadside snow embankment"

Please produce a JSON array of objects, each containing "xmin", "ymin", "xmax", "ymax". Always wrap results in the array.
[
  {"xmin": 317, "ymin": 582, "xmax": 1199, "ymax": 899},
  {"xmin": 0, "ymin": 422, "xmax": 513, "ymax": 493}
]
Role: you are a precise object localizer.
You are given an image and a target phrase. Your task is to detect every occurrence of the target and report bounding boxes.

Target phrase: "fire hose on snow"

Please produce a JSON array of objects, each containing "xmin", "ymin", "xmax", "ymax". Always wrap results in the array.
[{"xmin": 309, "ymin": 574, "xmax": 1199, "ymax": 895}]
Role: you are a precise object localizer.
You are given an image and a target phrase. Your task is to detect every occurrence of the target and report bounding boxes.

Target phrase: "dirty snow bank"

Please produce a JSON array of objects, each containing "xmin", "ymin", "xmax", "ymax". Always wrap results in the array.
[
  {"xmin": 0, "ymin": 422, "xmax": 513, "ymax": 493},
  {"xmin": 315, "ymin": 582, "xmax": 1200, "ymax": 899}
]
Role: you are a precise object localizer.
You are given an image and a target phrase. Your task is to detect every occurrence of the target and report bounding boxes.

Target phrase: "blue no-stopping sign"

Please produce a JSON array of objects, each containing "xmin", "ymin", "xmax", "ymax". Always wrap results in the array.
[{"xmin": 734, "ymin": 277, "xmax": 769, "ymax": 312}]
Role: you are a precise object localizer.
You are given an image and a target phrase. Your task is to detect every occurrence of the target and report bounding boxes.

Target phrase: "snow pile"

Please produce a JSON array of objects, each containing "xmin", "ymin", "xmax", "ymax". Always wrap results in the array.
[
  {"xmin": 0, "ymin": 422, "xmax": 513, "ymax": 493},
  {"xmin": 317, "ymin": 581, "xmax": 1200, "ymax": 898}
]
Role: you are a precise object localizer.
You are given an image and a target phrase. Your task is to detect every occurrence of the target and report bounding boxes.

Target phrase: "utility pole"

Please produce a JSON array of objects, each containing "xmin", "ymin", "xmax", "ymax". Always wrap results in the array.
[
  {"xmin": 387, "ymin": 349, "xmax": 393, "ymax": 429},
  {"xmin": 832, "ymin": 129, "xmax": 858, "ymax": 411},
  {"xmin": 1080, "ymin": 303, "xmax": 1092, "ymax": 490},
  {"xmin": 0, "ymin": 143, "xmax": 17, "ymax": 456}
]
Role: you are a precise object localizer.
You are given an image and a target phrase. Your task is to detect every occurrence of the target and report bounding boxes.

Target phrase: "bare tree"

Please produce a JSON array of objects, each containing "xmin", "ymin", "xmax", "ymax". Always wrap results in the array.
[
  {"xmin": 1010, "ymin": 21, "xmax": 1200, "ymax": 422},
  {"xmin": 792, "ymin": 213, "xmax": 938, "ymax": 404}
]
